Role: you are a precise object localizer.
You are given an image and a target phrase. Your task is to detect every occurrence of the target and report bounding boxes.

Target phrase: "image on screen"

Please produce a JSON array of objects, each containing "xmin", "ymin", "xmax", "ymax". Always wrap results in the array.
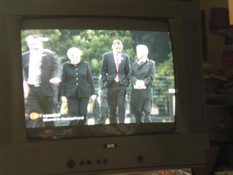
[{"xmin": 21, "ymin": 27, "xmax": 175, "ymax": 138}]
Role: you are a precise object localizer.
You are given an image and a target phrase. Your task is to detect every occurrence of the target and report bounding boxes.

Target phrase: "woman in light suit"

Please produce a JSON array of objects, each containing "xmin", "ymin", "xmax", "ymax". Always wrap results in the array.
[{"xmin": 60, "ymin": 47, "xmax": 95, "ymax": 125}]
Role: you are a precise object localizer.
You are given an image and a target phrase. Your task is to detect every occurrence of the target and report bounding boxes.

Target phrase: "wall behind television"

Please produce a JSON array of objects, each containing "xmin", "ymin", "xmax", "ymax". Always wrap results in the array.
[{"xmin": 200, "ymin": 0, "xmax": 232, "ymax": 66}]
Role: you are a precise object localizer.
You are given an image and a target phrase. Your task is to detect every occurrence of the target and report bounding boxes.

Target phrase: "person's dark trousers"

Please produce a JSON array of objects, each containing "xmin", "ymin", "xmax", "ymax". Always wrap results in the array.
[
  {"xmin": 107, "ymin": 82, "xmax": 126, "ymax": 124},
  {"xmin": 142, "ymin": 113, "xmax": 152, "ymax": 123},
  {"xmin": 67, "ymin": 97, "xmax": 89, "ymax": 125},
  {"xmin": 134, "ymin": 112, "xmax": 142, "ymax": 123},
  {"xmin": 97, "ymin": 106, "xmax": 109, "ymax": 124},
  {"xmin": 141, "ymin": 99, "xmax": 152, "ymax": 123},
  {"xmin": 26, "ymin": 86, "xmax": 57, "ymax": 114},
  {"xmin": 25, "ymin": 86, "xmax": 57, "ymax": 127}
]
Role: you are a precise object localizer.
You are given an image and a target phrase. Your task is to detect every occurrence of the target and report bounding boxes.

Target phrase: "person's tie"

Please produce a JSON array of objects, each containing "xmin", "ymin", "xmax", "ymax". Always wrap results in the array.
[
  {"xmin": 116, "ymin": 55, "xmax": 120, "ymax": 70},
  {"xmin": 115, "ymin": 55, "xmax": 120, "ymax": 82}
]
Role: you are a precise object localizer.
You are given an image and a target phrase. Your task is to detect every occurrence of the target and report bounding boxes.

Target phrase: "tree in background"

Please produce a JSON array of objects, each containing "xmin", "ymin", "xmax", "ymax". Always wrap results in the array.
[
  {"xmin": 153, "ymin": 55, "xmax": 175, "ymax": 115},
  {"xmin": 21, "ymin": 29, "xmax": 172, "ymax": 75}
]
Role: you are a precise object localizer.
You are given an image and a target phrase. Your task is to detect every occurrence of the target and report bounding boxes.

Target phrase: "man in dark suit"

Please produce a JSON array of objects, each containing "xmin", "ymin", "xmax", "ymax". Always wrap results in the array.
[
  {"xmin": 22, "ymin": 35, "xmax": 61, "ymax": 127},
  {"xmin": 130, "ymin": 44, "xmax": 156, "ymax": 123},
  {"xmin": 100, "ymin": 39, "xmax": 130, "ymax": 124}
]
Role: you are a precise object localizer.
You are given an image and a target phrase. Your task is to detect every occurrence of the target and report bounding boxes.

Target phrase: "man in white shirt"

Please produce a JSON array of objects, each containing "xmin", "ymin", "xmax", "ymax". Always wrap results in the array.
[
  {"xmin": 129, "ymin": 44, "xmax": 156, "ymax": 123},
  {"xmin": 100, "ymin": 39, "xmax": 130, "ymax": 124},
  {"xmin": 22, "ymin": 34, "xmax": 61, "ymax": 127}
]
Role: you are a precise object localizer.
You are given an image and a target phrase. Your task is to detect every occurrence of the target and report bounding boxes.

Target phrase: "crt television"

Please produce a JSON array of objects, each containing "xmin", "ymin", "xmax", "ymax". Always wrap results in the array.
[{"xmin": 0, "ymin": 0, "xmax": 208, "ymax": 174}]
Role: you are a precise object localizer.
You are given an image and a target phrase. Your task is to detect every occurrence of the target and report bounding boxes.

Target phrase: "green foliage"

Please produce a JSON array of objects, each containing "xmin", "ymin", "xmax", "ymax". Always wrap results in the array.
[
  {"xmin": 21, "ymin": 29, "xmax": 62, "ymax": 52},
  {"xmin": 153, "ymin": 54, "xmax": 175, "ymax": 114},
  {"xmin": 71, "ymin": 30, "xmax": 135, "ymax": 75},
  {"xmin": 21, "ymin": 29, "xmax": 173, "ymax": 77},
  {"xmin": 132, "ymin": 31, "xmax": 172, "ymax": 64},
  {"xmin": 157, "ymin": 54, "xmax": 174, "ymax": 78}
]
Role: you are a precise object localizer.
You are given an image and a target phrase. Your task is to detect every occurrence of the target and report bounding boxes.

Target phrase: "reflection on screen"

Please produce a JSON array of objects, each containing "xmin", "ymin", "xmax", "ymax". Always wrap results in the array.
[{"xmin": 21, "ymin": 29, "xmax": 175, "ymax": 129}]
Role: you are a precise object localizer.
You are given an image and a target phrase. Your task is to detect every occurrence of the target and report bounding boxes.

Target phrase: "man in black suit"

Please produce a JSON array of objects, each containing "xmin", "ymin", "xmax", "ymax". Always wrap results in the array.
[
  {"xmin": 130, "ymin": 44, "xmax": 156, "ymax": 123},
  {"xmin": 22, "ymin": 35, "xmax": 61, "ymax": 127},
  {"xmin": 100, "ymin": 39, "xmax": 130, "ymax": 124}
]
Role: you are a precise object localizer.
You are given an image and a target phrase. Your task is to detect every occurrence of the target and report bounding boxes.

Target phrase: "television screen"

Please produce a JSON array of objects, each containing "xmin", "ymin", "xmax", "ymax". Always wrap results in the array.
[{"xmin": 20, "ymin": 17, "xmax": 176, "ymax": 139}]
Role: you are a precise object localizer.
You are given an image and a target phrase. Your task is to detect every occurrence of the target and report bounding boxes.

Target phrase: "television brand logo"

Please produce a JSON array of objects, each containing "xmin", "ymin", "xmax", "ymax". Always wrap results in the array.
[{"xmin": 104, "ymin": 143, "xmax": 118, "ymax": 149}]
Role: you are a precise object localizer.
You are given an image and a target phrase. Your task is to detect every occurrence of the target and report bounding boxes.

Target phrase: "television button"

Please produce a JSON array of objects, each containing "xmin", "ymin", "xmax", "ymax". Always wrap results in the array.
[
  {"xmin": 103, "ymin": 159, "xmax": 108, "ymax": 164},
  {"xmin": 79, "ymin": 160, "xmax": 85, "ymax": 166},
  {"xmin": 66, "ymin": 159, "xmax": 76, "ymax": 169},
  {"xmin": 96, "ymin": 159, "xmax": 101, "ymax": 164},
  {"xmin": 86, "ymin": 160, "xmax": 91, "ymax": 165}
]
